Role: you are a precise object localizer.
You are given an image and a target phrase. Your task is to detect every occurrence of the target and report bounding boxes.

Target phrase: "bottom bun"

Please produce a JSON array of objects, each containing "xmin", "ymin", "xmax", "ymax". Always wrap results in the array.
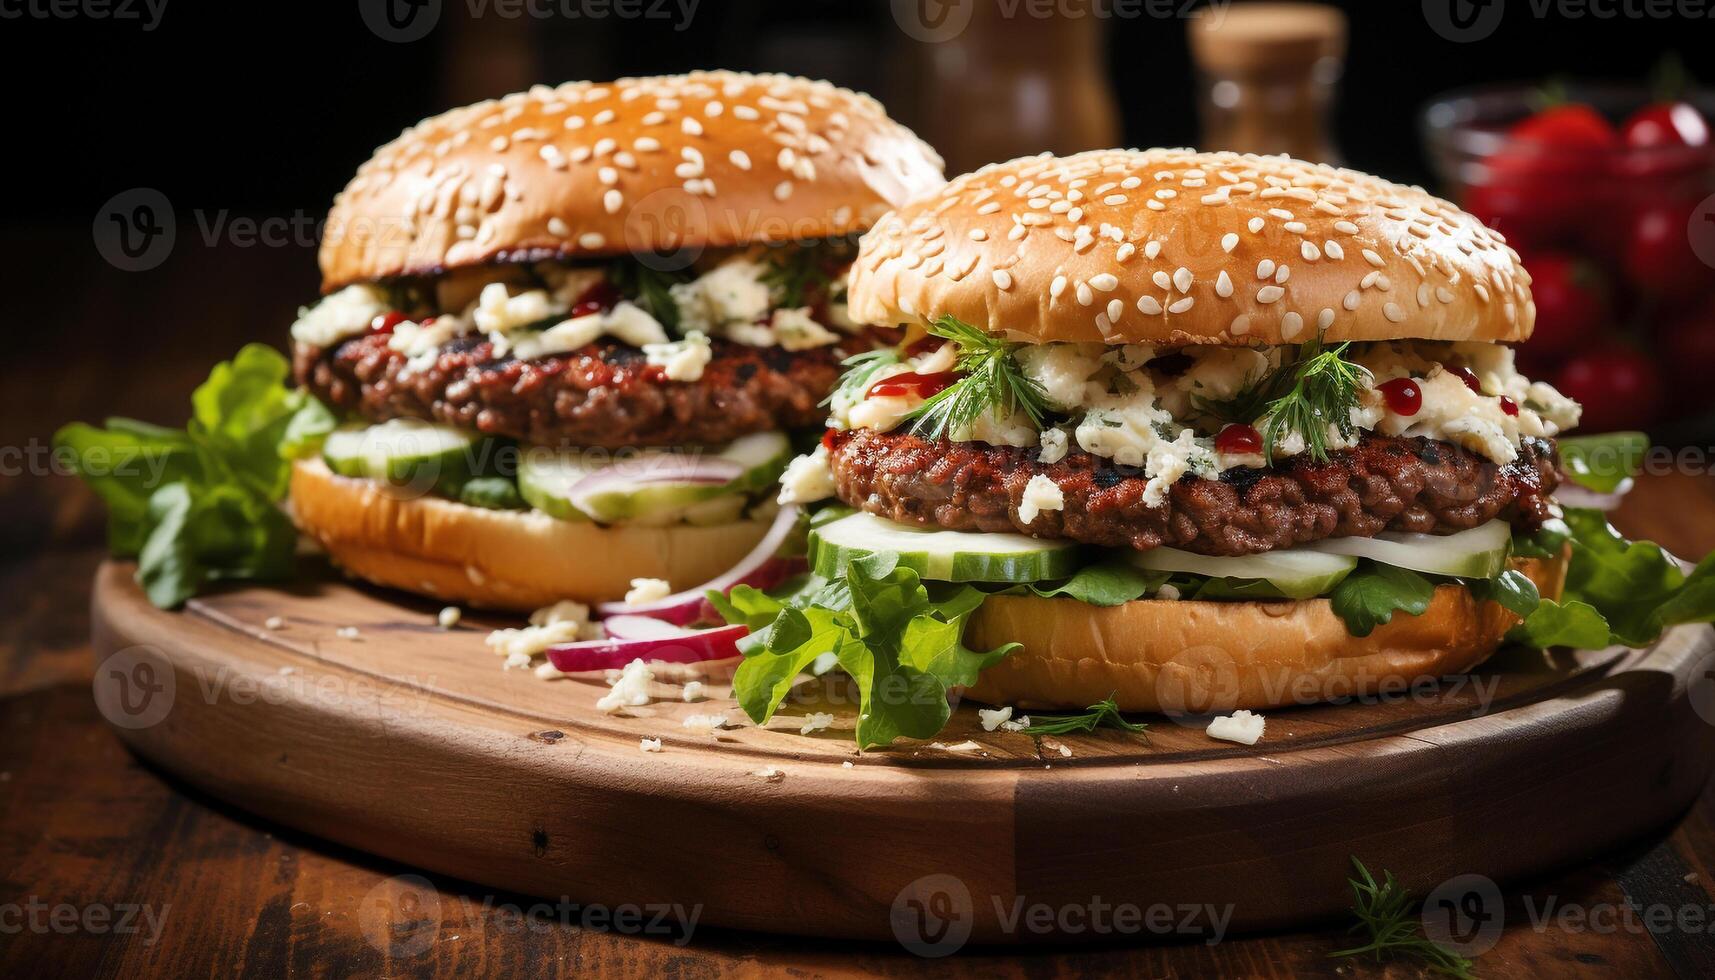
[
  {"xmin": 289, "ymin": 459, "xmax": 771, "ymax": 611},
  {"xmin": 963, "ymin": 552, "xmax": 1569, "ymax": 714}
]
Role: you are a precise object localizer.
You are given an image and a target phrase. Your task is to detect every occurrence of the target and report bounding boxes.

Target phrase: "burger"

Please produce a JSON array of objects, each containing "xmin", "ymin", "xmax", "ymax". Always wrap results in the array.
[
  {"xmin": 283, "ymin": 72, "xmax": 943, "ymax": 610},
  {"xmin": 727, "ymin": 148, "xmax": 1686, "ymax": 747}
]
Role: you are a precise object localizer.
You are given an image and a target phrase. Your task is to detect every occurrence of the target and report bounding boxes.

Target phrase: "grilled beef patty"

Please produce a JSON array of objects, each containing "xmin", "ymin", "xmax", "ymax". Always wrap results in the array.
[
  {"xmin": 826, "ymin": 428, "xmax": 1559, "ymax": 557},
  {"xmin": 294, "ymin": 334, "xmax": 846, "ymax": 448}
]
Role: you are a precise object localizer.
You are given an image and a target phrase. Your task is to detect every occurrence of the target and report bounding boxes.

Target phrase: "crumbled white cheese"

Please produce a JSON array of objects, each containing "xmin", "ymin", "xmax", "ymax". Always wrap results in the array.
[
  {"xmin": 1037, "ymin": 428, "xmax": 1070, "ymax": 464},
  {"xmin": 388, "ymin": 317, "xmax": 462, "ymax": 365},
  {"xmin": 472, "ymin": 282, "xmax": 558, "ymax": 334},
  {"xmin": 977, "ymin": 706, "xmax": 1014, "ymax": 732},
  {"xmin": 534, "ymin": 661, "xmax": 570, "ymax": 680},
  {"xmin": 770, "ymin": 307, "xmax": 842, "ymax": 351},
  {"xmin": 753, "ymin": 766, "xmax": 785, "ymax": 782},
  {"xmin": 1018, "ymin": 343, "xmax": 1105, "ymax": 411},
  {"xmin": 501, "ymin": 314, "xmax": 602, "ymax": 361},
  {"xmin": 1017, "ymin": 474, "xmax": 1065, "ymax": 525},
  {"xmin": 777, "ymin": 445, "xmax": 836, "ymax": 505},
  {"xmin": 437, "ymin": 606, "xmax": 462, "ymax": 629},
  {"xmin": 488, "ymin": 600, "xmax": 598, "ymax": 670},
  {"xmin": 624, "ymin": 577, "xmax": 673, "ymax": 606},
  {"xmin": 1156, "ymin": 583, "xmax": 1182, "ymax": 600},
  {"xmin": 799, "ymin": 712, "xmax": 835, "ymax": 735},
  {"xmin": 264, "ymin": 616, "xmax": 286, "ymax": 631},
  {"xmin": 672, "ymin": 258, "xmax": 774, "ymax": 333},
  {"xmin": 1207, "ymin": 709, "xmax": 1266, "ymax": 745},
  {"xmin": 531, "ymin": 599, "xmax": 591, "ymax": 627},
  {"xmin": 841, "ymin": 760, "xmax": 854, "ymax": 769},
  {"xmin": 642, "ymin": 330, "xmax": 713, "ymax": 381},
  {"xmin": 290, "ymin": 284, "xmax": 392, "ymax": 346},
  {"xmin": 336, "ymin": 627, "xmax": 362, "ymax": 641},
  {"xmin": 597, "ymin": 658, "xmax": 655, "ymax": 713},
  {"xmin": 601, "ymin": 301, "xmax": 672, "ymax": 347},
  {"xmin": 683, "ymin": 712, "xmax": 729, "ymax": 730},
  {"xmin": 941, "ymin": 740, "xmax": 983, "ymax": 753},
  {"xmin": 639, "ymin": 737, "xmax": 664, "ymax": 753},
  {"xmin": 681, "ymin": 680, "xmax": 706, "ymax": 702},
  {"xmin": 999, "ymin": 715, "xmax": 1031, "ymax": 732}
]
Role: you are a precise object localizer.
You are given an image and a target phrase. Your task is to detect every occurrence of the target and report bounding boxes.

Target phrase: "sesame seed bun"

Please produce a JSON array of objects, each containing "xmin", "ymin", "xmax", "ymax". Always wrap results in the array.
[
  {"xmin": 846, "ymin": 149, "xmax": 1535, "ymax": 347},
  {"xmin": 962, "ymin": 551, "xmax": 1567, "ymax": 714},
  {"xmin": 289, "ymin": 460, "xmax": 772, "ymax": 611},
  {"xmin": 320, "ymin": 71, "xmax": 945, "ymax": 290}
]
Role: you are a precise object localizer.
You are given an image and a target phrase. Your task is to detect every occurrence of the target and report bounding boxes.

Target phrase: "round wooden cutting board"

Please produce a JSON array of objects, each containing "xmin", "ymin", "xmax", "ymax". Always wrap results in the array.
[{"xmin": 88, "ymin": 560, "xmax": 1715, "ymax": 946}]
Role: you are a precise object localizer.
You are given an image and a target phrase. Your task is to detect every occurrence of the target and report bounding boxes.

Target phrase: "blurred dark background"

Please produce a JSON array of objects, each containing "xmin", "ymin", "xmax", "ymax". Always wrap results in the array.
[{"xmin": 0, "ymin": 0, "xmax": 1707, "ymax": 549}]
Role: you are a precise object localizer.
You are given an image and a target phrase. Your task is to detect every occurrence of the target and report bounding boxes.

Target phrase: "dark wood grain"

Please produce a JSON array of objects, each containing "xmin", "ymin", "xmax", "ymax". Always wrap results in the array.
[{"xmin": 6, "ymin": 234, "xmax": 1715, "ymax": 976}]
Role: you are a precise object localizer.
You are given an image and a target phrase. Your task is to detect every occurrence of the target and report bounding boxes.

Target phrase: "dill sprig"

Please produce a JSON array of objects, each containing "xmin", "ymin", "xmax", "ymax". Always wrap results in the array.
[
  {"xmin": 904, "ymin": 316, "xmax": 1051, "ymax": 440},
  {"xmin": 1330, "ymin": 859, "xmax": 1479, "ymax": 979},
  {"xmin": 761, "ymin": 238, "xmax": 857, "ymax": 308},
  {"xmin": 1199, "ymin": 337, "xmax": 1370, "ymax": 464},
  {"xmin": 608, "ymin": 258, "xmax": 691, "ymax": 332},
  {"xmin": 824, "ymin": 348, "xmax": 900, "ymax": 408},
  {"xmin": 1020, "ymin": 695, "xmax": 1148, "ymax": 736}
]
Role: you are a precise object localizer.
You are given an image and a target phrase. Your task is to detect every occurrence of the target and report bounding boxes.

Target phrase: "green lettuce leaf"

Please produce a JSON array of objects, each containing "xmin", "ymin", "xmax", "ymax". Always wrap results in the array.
[
  {"xmin": 1329, "ymin": 563, "xmax": 1435, "ymax": 637},
  {"xmin": 722, "ymin": 554, "xmax": 1015, "ymax": 748},
  {"xmin": 55, "ymin": 344, "xmax": 326, "ymax": 608},
  {"xmin": 1028, "ymin": 562, "xmax": 1165, "ymax": 606},
  {"xmin": 1557, "ymin": 432, "xmax": 1647, "ymax": 494}
]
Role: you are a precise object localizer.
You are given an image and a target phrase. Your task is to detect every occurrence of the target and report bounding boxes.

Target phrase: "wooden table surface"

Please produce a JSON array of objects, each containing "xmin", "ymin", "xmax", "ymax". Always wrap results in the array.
[{"xmin": 5, "ymin": 234, "xmax": 1715, "ymax": 977}]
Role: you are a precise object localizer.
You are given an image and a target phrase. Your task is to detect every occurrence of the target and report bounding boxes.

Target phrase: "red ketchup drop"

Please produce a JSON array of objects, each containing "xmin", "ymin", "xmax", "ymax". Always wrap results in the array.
[
  {"xmin": 820, "ymin": 428, "xmax": 838, "ymax": 452},
  {"xmin": 1215, "ymin": 423, "xmax": 1263, "ymax": 455},
  {"xmin": 867, "ymin": 371, "xmax": 963, "ymax": 399},
  {"xmin": 1449, "ymin": 366, "xmax": 1484, "ymax": 394},
  {"xmin": 570, "ymin": 279, "xmax": 623, "ymax": 318},
  {"xmin": 1377, "ymin": 377, "xmax": 1423, "ymax": 417},
  {"xmin": 1499, "ymin": 396, "xmax": 1519, "ymax": 417},
  {"xmin": 368, "ymin": 311, "xmax": 407, "ymax": 336}
]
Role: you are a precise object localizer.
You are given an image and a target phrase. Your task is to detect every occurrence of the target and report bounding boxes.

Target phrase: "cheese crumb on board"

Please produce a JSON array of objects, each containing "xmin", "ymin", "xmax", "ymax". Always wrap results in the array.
[
  {"xmin": 977, "ymin": 706, "xmax": 1014, "ymax": 732},
  {"xmin": 624, "ymin": 578, "xmax": 672, "ymax": 606},
  {"xmin": 799, "ymin": 712, "xmax": 835, "ymax": 735},
  {"xmin": 639, "ymin": 737, "xmax": 664, "ymax": 753},
  {"xmin": 1207, "ymin": 710, "xmax": 1266, "ymax": 745},
  {"xmin": 682, "ymin": 680, "xmax": 706, "ymax": 702},
  {"xmin": 597, "ymin": 658, "xmax": 654, "ymax": 713},
  {"xmin": 437, "ymin": 606, "xmax": 462, "ymax": 629}
]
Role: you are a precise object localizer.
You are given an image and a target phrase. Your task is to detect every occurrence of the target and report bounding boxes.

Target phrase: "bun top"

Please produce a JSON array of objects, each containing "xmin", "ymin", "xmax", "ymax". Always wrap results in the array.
[
  {"xmin": 846, "ymin": 149, "xmax": 1534, "ymax": 347},
  {"xmin": 320, "ymin": 71, "xmax": 945, "ymax": 290}
]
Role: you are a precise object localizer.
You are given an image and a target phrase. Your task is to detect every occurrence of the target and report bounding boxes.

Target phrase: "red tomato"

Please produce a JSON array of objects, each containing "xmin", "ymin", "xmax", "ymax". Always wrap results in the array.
[
  {"xmin": 1512, "ymin": 104, "xmax": 1620, "ymax": 152},
  {"xmin": 1467, "ymin": 105, "xmax": 1619, "ymax": 248},
  {"xmin": 1624, "ymin": 200, "xmax": 1709, "ymax": 300},
  {"xmin": 1520, "ymin": 253, "xmax": 1609, "ymax": 353},
  {"xmin": 1622, "ymin": 102, "xmax": 1711, "ymax": 149},
  {"xmin": 1554, "ymin": 345, "xmax": 1665, "ymax": 432}
]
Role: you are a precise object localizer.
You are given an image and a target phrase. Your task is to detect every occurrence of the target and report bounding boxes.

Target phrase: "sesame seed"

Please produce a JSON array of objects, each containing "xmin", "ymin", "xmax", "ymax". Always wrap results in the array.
[
  {"xmin": 1257, "ymin": 285, "xmax": 1285, "ymax": 304},
  {"xmin": 1137, "ymin": 295, "xmax": 1163, "ymax": 315},
  {"xmin": 681, "ymin": 117, "xmax": 703, "ymax": 136},
  {"xmin": 1146, "ymin": 200, "xmax": 1165, "ymax": 211},
  {"xmin": 1144, "ymin": 241, "xmax": 1162, "ymax": 260},
  {"xmin": 1436, "ymin": 286, "xmax": 1455, "ymax": 304},
  {"xmin": 1318, "ymin": 308, "xmax": 1336, "ymax": 330},
  {"xmin": 1050, "ymin": 275, "xmax": 1068, "ymax": 300},
  {"xmin": 1383, "ymin": 302, "xmax": 1406, "ymax": 322},
  {"xmin": 1361, "ymin": 271, "xmax": 1380, "ymax": 289},
  {"xmin": 1173, "ymin": 267, "xmax": 1193, "ymax": 293},
  {"xmin": 969, "ymin": 228, "xmax": 988, "ymax": 241},
  {"xmin": 1324, "ymin": 241, "xmax": 1344, "ymax": 260},
  {"xmin": 1230, "ymin": 314, "xmax": 1251, "ymax": 335},
  {"xmin": 1335, "ymin": 220, "xmax": 1360, "ymax": 235},
  {"xmin": 1155, "ymin": 189, "xmax": 1177, "ymax": 200},
  {"xmin": 1104, "ymin": 194, "xmax": 1128, "ymax": 205},
  {"xmin": 1257, "ymin": 259, "xmax": 1275, "ymax": 280},
  {"xmin": 1362, "ymin": 249, "xmax": 1385, "ymax": 267},
  {"xmin": 729, "ymin": 149, "xmax": 751, "ymax": 170},
  {"xmin": 548, "ymin": 217, "xmax": 571, "ymax": 237},
  {"xmin": 1248, "ymin": 217, "xmax": 1265, "ymax": 233},
  {"xmin": 1168, "ymin": 296, "xmax": 1195, "ymax": 314},
  {"xmin": 992, "ymin": 269, "xmax": 1012, "ymax": 290},
  {"xmin": 1216, "ymin": 271, "xmax": 1233, "ymax": 297},
  {"xmin": 1268, "ymin": 208, "xmax": 1294, "ymax": 220},
  {"xmin": 1090, "ymin": 273, "xmax": 1119, "ymax": 291},
  {"xmin": 1417, "ymin": 284, "xmax": 1431, "ymax": 307},
  {"xmin": 1284, "ymin": 221, "xmax": 1308, "ymax": 234},
  {"xmin": 977, "ymin": 201, "xmax": 1001, "ymax": 215},
  {"xmin": 1301, "ymin": 241, "xmax": 1321, "ymax": 261},
  {"xmin": 1115, "ymin": 242, "xmax": 1136, "ymax": 261},
  {"xmin": 565, "ymin": 115, "xmax": 586, "ymax": 129},
  {"xmin": 599, "ymin": 166, "xmax": 618, "ymax": 185},
  {"xmin": 1343, "ymin": 289, "xmax": 1361, "ymax": 310},
  {"xmin": 1222, "ymin": 233, "xmax": 1239, "ymax": 253},
  {"xmin": 1107, "ymin": 298, "xmax": 1125, "ymax": 322},
  {"xmin": 1281, "ymin": 311, "xmax": 1305, "ymax": 339},
  {"xmin": 774, "ymin": 181, "xmax": 793, "ymax": 201},
  {"xmin": 1275, "ymin": 265, "xmax": 1290, "ymax": 283},
  {"xmin": 604, "ymin": 189, "xmax": 623, "ymax": 214},
  {"xmin": 579, "ymin": 232, "xmax": 606, "ymax": 249},
  {"xmin": 1076, "ymin": 282, "xmax": 1094, "ymax": 306},
  {"xmin": 1152, "ymin": 271, "xmax": 1172, "ymax": 291}
]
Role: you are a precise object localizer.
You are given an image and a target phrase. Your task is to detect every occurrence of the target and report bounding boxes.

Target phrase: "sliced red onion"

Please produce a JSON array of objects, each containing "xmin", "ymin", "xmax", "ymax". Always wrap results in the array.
[
  {"xmin": 566, "ymin": 455, "xmax": 745, "ymax": 519},
  {"xmin": 545, "ymin": 623, "xmax": 747, "ymax": 673},
  {"xmin": 1557, "ymin": 477, "xmax": 1633, "ymax": 512},
  {"xmin": 601, "ymin": 614, "xmax": 691, "ymax": 641},
  {"xmin": 596, "ymin": 504, "xmax": 803, "ymax": 626}
]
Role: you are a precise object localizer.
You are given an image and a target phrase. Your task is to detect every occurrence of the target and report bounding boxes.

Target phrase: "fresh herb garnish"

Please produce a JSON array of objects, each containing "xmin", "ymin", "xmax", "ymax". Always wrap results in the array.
[
  {"xmin": 1557, "ymin": 431, "xmax": 1648, "ymax": 493},
  {"xmin": 608, "ymin": 257, "xmax": 691, "ymax": 332},
  {"xmin": 1331, "ymin": 858, "xmax": 1479, "ymax": 978},
  {"xmin": 55, "ymin": 344, "xmax": 336, "ymax": 608},
  {"xmin": 904, "ymin": 315, "xmax": 1052, "ymax": 439},
  {"xmin": 825, "ymin": 348, "xmax": 900, "ymax": 408},
  {"xmin": 1200, "ymin": 337, "xmax": 1370, "ymax": 463},
  {"xmin": 1329, "ymin": 563, "xmax": 1437, "ymax": 637},
  {"xmin": 761, "ymin": 238, "xmax": 855, "ymax": 308},
  {"xmin": 1020, "ymin": 695, "xmax": 1148, "ymax": 736}
]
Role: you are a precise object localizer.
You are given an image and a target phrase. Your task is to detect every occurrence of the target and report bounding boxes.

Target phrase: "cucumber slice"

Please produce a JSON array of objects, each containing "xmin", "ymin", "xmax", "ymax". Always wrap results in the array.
[
  {"xmin": 321, "ymin": 419, "xmax": 479, "ymax": 492},
  {"xmin": 810, "ymin": 511, "xmax": 1083, "ymax": 583},
  {"xmin": 1300, "ymin": 519, "xmax": 1512, "ymax": 579},
  {"xmin": 1127, "ymin": 546, "xmax": 1357, "ymax": 600},
  {"xmin": 517, "ymin": 431, "xmax": 789, "ymax": 524}
]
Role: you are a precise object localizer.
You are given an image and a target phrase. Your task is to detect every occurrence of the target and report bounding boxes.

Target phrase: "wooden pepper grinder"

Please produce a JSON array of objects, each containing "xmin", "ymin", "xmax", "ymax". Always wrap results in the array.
[{"xmin": 1187, "ymin": 3, "xmax": 1347, "ymax": 165}]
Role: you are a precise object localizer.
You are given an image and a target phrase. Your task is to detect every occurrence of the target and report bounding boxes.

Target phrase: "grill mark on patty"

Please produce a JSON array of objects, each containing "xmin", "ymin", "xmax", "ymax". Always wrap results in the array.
[
  {"xmin": 294, "ymin": 333, "xmax": 846, "ymax": 448},
  {"xmin": 827, "ymin": 428, "xmax": 1559, "ymax": 557}
]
